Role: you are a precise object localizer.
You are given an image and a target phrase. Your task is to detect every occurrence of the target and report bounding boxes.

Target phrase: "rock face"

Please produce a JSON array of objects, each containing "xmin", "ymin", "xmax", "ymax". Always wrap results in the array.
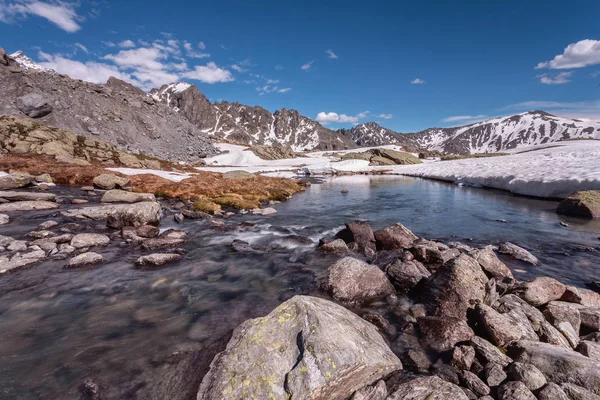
[
  {"xmin": 386, "ymin": 376, "xmax": 468, "ymax": 400},
  {"xmin": 322, "ymin": 257, "xmax": 394, "ymax": 304},
  {"xmin": 1, "ymin": 54, "xmax": 217, "ymax": 161},
  {"xmin": 557, "ymin": 191, "xmax": 600, "ymax": 219},
  {"xmin": 196, "ymin": 295, "xmax": 402, "ymax": 400}
]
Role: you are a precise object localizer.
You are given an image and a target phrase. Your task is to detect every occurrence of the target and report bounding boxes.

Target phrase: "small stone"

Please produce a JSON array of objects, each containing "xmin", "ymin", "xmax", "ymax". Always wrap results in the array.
[
  {"xmin": 71, "ymin": 199, "xmax": 89, "ymax": 204},
  {"xmin": 38, "ymin": 220, "xmax": 59, "ymax": 230},
  {"xmin": 28, "ymin": 230, "xmax": 55, "ymax": 239},
  {"xmin": 135, "ymin": 253, "xmax": 182, "ymax": 267},
  {"xmin": 251, "ymin": 207, "xmax": 277, "ymax": 216},
  {"xmin": 70, "ymin": 233, "xmax": 110, "ymax": 249},
  {"xmin": 174, "ymin": 213, "xmax": 184, "ymax": 223},
  {"xmin": 136, "ymin": 225, "xmax": 159, "ymax": 238},
  {"xmin": 0, "ymin": 214, "xmax": 9, "ymax": 225},
  {"xmin": 66, "ymin": 252, "xmax": 103, "ymax": 268}
]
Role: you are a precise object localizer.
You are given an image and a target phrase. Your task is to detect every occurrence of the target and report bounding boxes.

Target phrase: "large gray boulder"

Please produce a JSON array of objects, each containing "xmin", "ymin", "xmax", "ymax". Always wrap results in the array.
[
  {"xmin": 420, "ymin": 254, "xmax": 488, "ymax": 318},
  {"xmin": 513, "ymin": 277, "xmax": 566, "ymax": 307},
  {"xmin": 0, "ymin": 172, "xmax": 35, "ymax": 190},
  {"xmin": 92, "ymin": 174, "xmax": 131, "ymax": 190},
  {"xmin": 473, "ymin": 303, "xmax": 522, "ymax": 346},
  {"xmin": 335, "ymin": 221, "xmax": 376, "ymax": 256},
  {"xmin": 510, "ymin": 340, "xmax": 600, "ymax": 391},
  {"xmin": 470, "ymin": 247, "xmax": 513, "ymax": 280},
  {"xmin": 373, "ymin": 222, "xmax": 417, "ymax": 251},
  {"xmin": 386, "ymin": 376, "xmax": 468, "ymax": 400},
  {"xmin": 196, "ymin": 295, "xmax": 402, "ymax": 400},
  {"xmin": 385, "ymin": 259, "xmax": 430, "ymax": 292},
  {"xmin": 321, "ymin": 257, "xmax": 394, "ymax": 305},
  {"xmin": 17, "ymin": 93, "xmax": 53, "ymax": 118}
]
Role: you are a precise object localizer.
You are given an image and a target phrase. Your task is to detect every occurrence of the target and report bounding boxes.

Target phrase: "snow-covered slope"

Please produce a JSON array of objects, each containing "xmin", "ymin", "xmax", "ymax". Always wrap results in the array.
[
  {"xmin": 150, "ymin": 82, "xmax": 356, "ymax": 152},
  {"xmin": 10, "ymin": 51, "xmax": 54, "ymax": 73}
]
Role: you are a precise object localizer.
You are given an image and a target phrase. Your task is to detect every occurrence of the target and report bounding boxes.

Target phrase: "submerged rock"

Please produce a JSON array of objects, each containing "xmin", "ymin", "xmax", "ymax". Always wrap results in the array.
[
  {"xmin": 498, "ymin": 242, "xmax": 540, "ymax": 266},
  {"xmin": 66, "ymin": 252, "xmax": 103, "ymax": 268},
  {"xmin": 196, "ymin": 295, "xmax": 402, "ymax": 400},
  {"xmin": 556, "ymin": 191, "xmax": 600, "ymax": 219}
]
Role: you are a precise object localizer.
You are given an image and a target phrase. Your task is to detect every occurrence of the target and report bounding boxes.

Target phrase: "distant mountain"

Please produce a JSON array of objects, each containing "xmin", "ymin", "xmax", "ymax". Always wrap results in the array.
[
  {"xmin": 150, "ymin": 83, "xmax": 356, "ymax": 151},
  {"xmin": 1, "ymin": 48, "xmax": 217, "ymax": 161},
  {"xmin": 406, "ymin": 111, "xmax": 600, "ymax": 154},
  {"xmin": 338, "ymin": 122, "xmax": 405, "ymax": 147}
]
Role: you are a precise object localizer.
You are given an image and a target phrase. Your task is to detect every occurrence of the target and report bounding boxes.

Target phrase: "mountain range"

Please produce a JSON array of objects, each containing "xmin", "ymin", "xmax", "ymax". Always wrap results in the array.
[{"xmin": 3, "ymin": 48, "xmax": 600, "ymax": 159}]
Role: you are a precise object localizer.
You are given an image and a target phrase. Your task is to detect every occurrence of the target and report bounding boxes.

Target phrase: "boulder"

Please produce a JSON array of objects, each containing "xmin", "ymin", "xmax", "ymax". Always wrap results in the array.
[
  {"xmin": 66, "ymin": 252, "xmax": 103, "ymax": 268},
  {"xmin": 417, "ymin": 316, "xmax": 474, "ymax": 352},
  {"xmin": 0, "ymin": 201, "xmax": 59, "ymax": 212},
  {"xmin": 562, "ymin": 286, "xmax": 600, "ymax": 308},
  {"xmin": 556, "ymin": 321, "xmax": 579, "ymax": 348},
  {"xmin": 135, "ymin": 253, "xmax": 182, "ymax": 267},
  {"xmin": 351, "ymin": 380, "xmax": 387, "ymax": 400},
  {"xmin": 470, "ymin": 336, "xmax": 512, "ymax": 367},
  {"xmin": 576, "ymin": 341, "xmax": 600, "ymax": 361},
  {"xmin": 498, "ymin": 242, "xmax": 540, "ymax": 266},
  {"xmin": 497, "ymin": 381, "xmax": 536, "ymax": 400},
  {"xmin": 105, "ymin": 202, "xmax": 162, "ymax": 229},
  {"xmin": 141, "ymin": 238, "xmax": 186, "ymax": 250},
  {"xmin": 537, "ymin": 383, "xmax": 569, "ymax": 400},
  {"xmin": 507, "ymin": 362, "xmax": 547, "ymax": 391},
  {"xmin": 510, "ymin": 340, "xmax": 600, "ymax": 391},
  {"xmin": 371, "ymin": 148, "xmax": 422, "ymax": 165},
  {"xmin": 513, "ymin": 277, "xmax": 566, "ymax": 307},
  {"xmin": 318, "ymin": 239, "xmax": 349, "ymax": 253},
  {"xmin": 17, "ymin": 93, "xmax": 53, "ymax": 118},
  {"xmin": 470, "ymin": 247, "xmax": 513, "ymax": 280},
  {"xmin": 451, "ymin": 345, "xmax": 476, "ymax": 370},
  {"xmin": 401, "ymin": 349, "xmax": 431, "ymax": 374},
  {"xmin": 538, "ymin": 321, "xmax": 572, "ymax": 349},
  {"xmin": 135, "ymin": 225, "xmax": 160, "ymax": 238},
  {"xmin": 580, "ymin": 307, "xmax": 600, "ymax": 331},
  {"xmin": 196, "ymin": 295, "xmax": 402, "ymax": 400},
  {"xmin": 460, "ymin": 370, "xmax": 490, "ymax": 397},
  {"xmin": 0, "ymin": 172, "xmax": 35, "ymax": 190},
  {"xmin": 483, "ymin": 362, "xmax": 507, "ymax": 387},
  {"xmin": 385, "ymin": 259, "xmax": 430, "ymax": 292},
  {"xmin": 373, "ymin": 223, "xmax": 418, "ymax": 251},
  {"xmin": 386, "ymin": 376, "xmax": 468, "ymax": 400},
  {"xmin": 420, "ymin": 254, "xmax": 488, "ymax": 318},
  {"xmin": 544, "ymin": 301, "xmax": 582, "ymax": 334},
  {"xmin": 70, "ymin": 233, "xmax": 110, "ymax": 249},
  {"xmin": 0, "ymin": 191, "xmax": 56, "ymax": 202},
  {"xmin": 473, "ymin": 303, "xmax": 522, "ymax": 346},
  {"xmin": 561, "ymin": 383, "xmax": 600, "ymax": 400},
  {"xmin": 38, "ymin": 220, "xmax": 59, "ymax": 230},
  {"xmin": 495, "ymin": 294, "xmax": 546, "ymax": 332},
  {"xmin": 556, "ymin": 191, "xmax": 600, "ymax": 219},
  {"xmin": 504, "ymin": 308, "xmax": 539, "ymax": 341},
  {"xmin": 92, "ymin": 174, "xmax": 130, "ymax": 190},
  {"xmin": 251, "ymin": 207, "xmax": 277, "ymax": 216},
  {"xmin": 335, "ymin": 221, "xmax": 376, "ymax": 256},
  {"xmin": 321, "ymin": 257, "xmax": 394, "ymax": 304},
  {"xmin": 100, "ymin": 190, "xmax": 156, "ymax": 203}
]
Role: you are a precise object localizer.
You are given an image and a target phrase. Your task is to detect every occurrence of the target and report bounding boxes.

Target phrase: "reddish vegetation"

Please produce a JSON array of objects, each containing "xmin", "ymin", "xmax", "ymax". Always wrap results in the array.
[{"xmin": 0, "ymin": 154, "xmax": 305, "ymax": 210}]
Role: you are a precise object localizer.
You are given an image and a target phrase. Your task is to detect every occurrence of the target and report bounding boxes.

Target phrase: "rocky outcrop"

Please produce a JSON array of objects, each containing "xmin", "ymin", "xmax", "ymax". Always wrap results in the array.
[
  {"xmin": 341, "ymin": 148, "xmax": 422, "ymax": 166},
  {"xmin": 335, "ymin": 221, "xmax": 377, "ymax": 256},
  {"xmin": 93, "ymin": 174, "xmax": 130, "ymax": 190},
  {"xmin": 196, "ymin": 295, "xmax": 402, "ymax": 400},
  {"xmin": 247, "ymin": 145, "xmax": 296, "ymax": 160},
  {"xmin": 557, "ymin": 191, "xmax": 600, "ymax": 219},
  {"xmin": 62, "ymin": 202, "xmax": 162, "ymax": 228}
]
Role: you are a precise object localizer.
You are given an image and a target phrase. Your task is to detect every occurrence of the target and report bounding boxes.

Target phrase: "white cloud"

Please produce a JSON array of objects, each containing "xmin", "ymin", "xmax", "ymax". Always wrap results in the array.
[
  {"xmin": 411, "ymin": 78, "xmax": 426, "ymax": 84},
  {"xmin": 326, "ymin": 49, "xmax": 338, "ymax": 59},
  {"xmin": 277, "ymin": 88, "xmax": 292, "ymax": 93},
  {"xmin": 74, "ymin": 42, "xmax": 88, "ymax": 53},
  {"xmin": 0, "ymin": 0, "xmax": 81, "ymax": 32},
  {"xmin": 119, "ymin": 40, "xmax": 136, "ymax": 48},
  {"xmin": 536, "ymin": 39, "xmax": 600, "ymax": 69},
  {"xmin": 183, "ymin": 62, "xmax": 234, "ymax": 84},
  {"xmin": 38, "ymin": 51, "xmax": 134, "ymax": 85},
  {"xmin": 301, "ymin": 60, "xmax": 314, "ymax": 71},
  {"xmin": 537, "ymin": 71, "xmax": 573, "ymax": 84},
  {"xmin": 442, "ymin": 115, "xmax": 488, "ymax": 123},
  {"xmin": 104, "ymin": 47, "xmax": 166, "ymax": 70},
  {"xmin": 378, "ymin": 113, "xmax": 393, "ymax": 119},
  {"xmin": 275, "ymin": 64, "xmax": 284, "ymax": 70},
  {"xmin": 102, "ymin": 41, "xmax": 116, "ymax": 47},
  {"xmin": 231, "ymin": 64, "xmax": 247, "ymax": 73},
  {"xmin": 315, "ymin": 110, "xmax": 370, "ymax": 125},
  {"xmin": 266, "ymin": 79, "xmax": 279, "ymax": 84},
  {"xmin": 182, "ymin": 40, "xmax": 210, "ymax": 59},
  {"xmin": 198, "ymin": 41, "xmax": 206, "ymax": 50}
]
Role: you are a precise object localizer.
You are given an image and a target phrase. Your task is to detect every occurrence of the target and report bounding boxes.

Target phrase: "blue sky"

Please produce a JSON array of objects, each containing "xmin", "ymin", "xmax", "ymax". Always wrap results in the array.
[{"xmin": 1, "ymin": 0, "xmax": 600, "ymax": 132}]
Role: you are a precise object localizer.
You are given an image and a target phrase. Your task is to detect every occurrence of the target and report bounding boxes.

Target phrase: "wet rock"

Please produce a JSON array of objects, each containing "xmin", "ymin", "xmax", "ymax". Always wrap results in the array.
[
  {"xmin": 507, "ymin": 361, "xmax": 547, "ymax": 391},
  {"xmin": 38, "ymin": 220, "xmax": 59, "ymax": 230},
  {"xmin": 0, "ymin": 235, "xmax": 14, "ymax": 247},
  {"xmin": 35, "ymin": 240, "xmax": 58, "ymax": 253},
  {"xmin": 17, "ymin": 93, "xmax": 53, "ymax": 118},
  {"xmin": 0, "ymin": 200, "xmax": 58, "ymax": 212},
  {"xmin": 28, "ymin": 230, "xmax": 55, "ymax": 239},
  {"xmin": 544, "ymin": 301, "xmax": 582, "ymax": 334},
  {"xmin": 180, "ymin": 209, "xmax": 212, "ymax": 219},
  {"xmin": 513, "ymin": 277, "xmax": 566, "ymax": 307},
  {"xmin": 251, "ymin": 207, "xmax": 277, "ymax": 216},
  {"xmin": 7, "ymin": 240, "xmax": 28, "ymax": 252},
  {"xmin": 322, "ymin": 257, "xmax": 394, "ymax": 304},
  {"xmin": 373, "ymin": 222, "xmax": 418, "ymax": 251},
  {"xmin": 0, "ymin": 214, "xmax": 9, "ymax": 225},
  {"xmin": 230, "ymin": 239, "xmax": 260, "ymax": 253},
  {"xmin": 537, "ymin": 382, "xmax": 569, "ymax": 400},
  {"xmin": 0, "ymin": 191, "xmax": 56, "ymax": 202},
  {"xmin": 386, "ymin": 376, "xmax": 468, "ymax": 400},
  {"xmin": 66, "ymin": 252, "xmax": 103, "ymax": 268},
  {"xmin": 561, "ymin": 383, "xmax": 600, "ymax": 400},
  {"xmin": 318, "ymin": 238, "xmax": 349, "ymax": 253},
  {"xmin": 451, "ymin": 344, "xmax": 476, "ymax": 370},
  {"xmin": 471, "ymin": 336, "xmax": 512, "ymax": 367},
  {"xmin": 0, "ymin": 257, "xmax": 40, "ymax": 274},
  {"xmin": 92, "ymin": 174, "xmax": 130, "ymax": 190},
  {"xmin": 351, "ymin": 380, "xmax": 387, "ymax": 400},
  {"xmin": 417, "ymin": 316, "xmax": 474, "ymax": 352},
  {"xmin": 483, "ymin": 362, "xmax": 507, "ymax": 387},
  {"xmin": 105, "ymin": 202, "xmax": 162, "ymax": 229},
  {"xmin": 460, "ymin": 370, "xmax": 490, "ymax": 397},
  {"xmin": 71, "ymin": 233, "xmax": 110, "ymax": 249},
  {"xmin": 135, "ymin": 224, "xmax": 159, "ymax": 238},
  {"xmin": 142, "ymin": 237, "xmax": 186, "ymax": 250},
  {"xmin": 562, "ymin": 286, "xmax": 600, "ymax": 308},
  {"xmin": 174, "ymin": 213, "xmax": 184, "ymax": 223},
  {"xmin": 576, "ymin": 341, "xmax": 600, "ymax": 361},
  {"xmin": 71, "ymin": 199, "xmax": 89, "ymax": 204},
  {"xmin": 135, "ymin": 253, "xmax": 182, "ymax": 267},
  {"xmin": 100, "ymin": 189, "xmax": 156, "ymax": 203},
  {"xmin": 58, "ymin": 244, "xmax": 76, "ymax": 255},
  {"xmin": 498, "ymin": 242, "xmax": 540, "ymax": 265},
  {"xmin": 401, "ymin": 349, "xmax": 431, "ymax": 374},
  {"xmin": 336, "ymin": 221, "xmax": 377, "ymax": 256},
  {"xmin": 420, "ymin": 254, "xmax": 488, "ymax": 319},
  {"xmin": 470, "ymin": 246, "xmax": 513, "ymax": 280},
  {"xmin": 510, "ymin": 340, "xmax": 600, "ymax": 391},
  {"xmin": 497, "ymin": 381, "xmax": 536, "ymax": 400},
  {"xmin": 473, "ymin": 303, "xmax": 522, "ymax": 346},
  {"xmin": 556, "ymin": 191, "xmax": 600, "ymax": 219},
  {"xmin": 196, "ymin": 295, "xmax": 402, "ymax": 400},
  {"xmin": 385, "ymin": 259, "xmax": 430, "ymax": 292}
]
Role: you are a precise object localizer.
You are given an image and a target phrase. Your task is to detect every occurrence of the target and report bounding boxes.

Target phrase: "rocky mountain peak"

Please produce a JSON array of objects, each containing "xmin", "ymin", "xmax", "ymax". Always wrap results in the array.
[{"xmin": 9, "ymin": 50, "xmax": 53, "ymax": 73}]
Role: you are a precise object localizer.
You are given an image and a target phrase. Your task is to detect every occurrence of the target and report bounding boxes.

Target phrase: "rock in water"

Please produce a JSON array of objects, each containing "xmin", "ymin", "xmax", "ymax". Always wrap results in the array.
[
  {"xmin": 335, "ymin": 221, "xmax": 377, "ymax": 256},
  {"xmin": 469, "ymin": 246, "xmax": 513, "ymax": 280},
  {"xmin": 322, "ymin": 257, "xmax": 394, "ymax": 305},
  {"xmin": 70, "ymin": 233, "xmax": 110, "ymax": 249},
  {"xmin": 16, "ymin": 93, "xmax": 53, "ymax": 118},
  {"xmin": 0, "ymin": 172, "xmax": 35, "ymax": 190},
  {"xmin": 0, "ymin": 191, "xmax": 56, "ymax": 202},
  {"xmin": 373, "ymin": 222, "xmax": 418, "ymax": 251},
  {"xmin": 196, "ymin": 295, "xmax": 402, "ymax": 400},
  {"xmin": 386, "ymin": 376, "xmax": 468, "ymax": 400},
  {"xmin": 557, "ymin": 191, "xmax": 600, "ymax": 219},
  {"xmin": 106, "ymin": 202, "xmax": 162, "ymax": 228},
  {"xmin": 135, "ymin": 253, "xmax": 182, "ymax": 267},
  {"xmin": 92, "ymin": 174, "xmax": 131, "ymax": 190},
  {"xmin": 66, "ymin": 252, "xmax": 103, "ymax": 268},
  {"xmin": 100, "ymin": 190, "xmax": 156, "ymax": 203},
  {"xmin": 0, "ymin": 200, "xmax": 58, "ymax": 212},
  {"xmin": 498, "ymin": 242, "xmax": 540, "ymax": 265}
]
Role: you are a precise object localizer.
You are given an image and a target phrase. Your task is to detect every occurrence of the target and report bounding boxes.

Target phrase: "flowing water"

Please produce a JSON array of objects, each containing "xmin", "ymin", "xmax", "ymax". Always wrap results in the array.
[{"xmin": 1, "ymin": 176, "xmax": 599, "ymax": 399}]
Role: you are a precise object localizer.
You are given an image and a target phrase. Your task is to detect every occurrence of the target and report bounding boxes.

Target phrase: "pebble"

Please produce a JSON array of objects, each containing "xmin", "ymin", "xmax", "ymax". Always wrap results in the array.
[{"xmin": 71, "ymin": 199, "xmax": 89, "ymax": 204}]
